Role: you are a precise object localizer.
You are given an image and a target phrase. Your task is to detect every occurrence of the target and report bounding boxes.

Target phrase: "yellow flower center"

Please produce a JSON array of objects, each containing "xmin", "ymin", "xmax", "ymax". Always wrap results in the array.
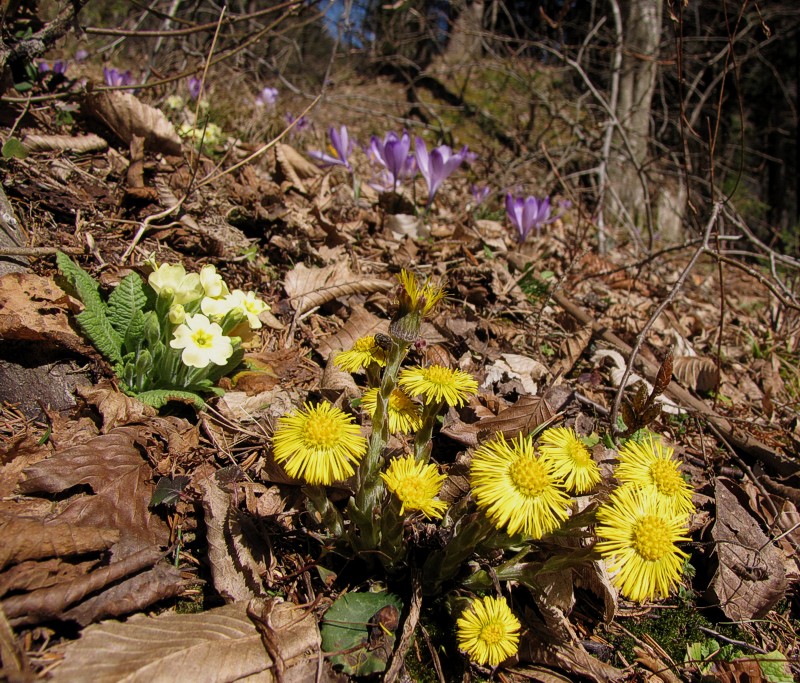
[
  {"xmin": 394, "ymin": 474, "xmax": 425, "ymax": 508},
  {"xmin": 479, "ymin": 623, "xmax": 504, "ymax": 645},
  {"xmin": 191, "ymin": 329, "xmax": 214, "ymax": 349},
  {"xmin": 304, "ymin": 413, "xmax": 344, "ymax": 449},
  {"xmin": 389, "ymin": 391, "xmax": 414, "ymax": 411},
  {"xmin": 632, "ymin": 515, "xmax": 673, "ymax": 561},
  {"xmin": 354, "ymin": 337, "xmax": 376, "ymax": 351},
  {"xmin": 650, "ymin": 460, "xmax": 683, "ymax": 495},
  {"xmin": 567, "ymin": 440, "xmax": 591, "ymax": 465},
  {"xmin": 509, "ymin": 455, "xmax": 549, "ymax": 497},
  {"xmin": 424, "ymin": 366, "xmax": 452, "ymax": 385}
]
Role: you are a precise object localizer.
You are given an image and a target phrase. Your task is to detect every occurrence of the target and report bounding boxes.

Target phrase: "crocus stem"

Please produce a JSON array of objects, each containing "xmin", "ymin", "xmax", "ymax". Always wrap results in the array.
[{"xmin": 305, "ymin": 485, "xmax": 343, "ymax": 537}]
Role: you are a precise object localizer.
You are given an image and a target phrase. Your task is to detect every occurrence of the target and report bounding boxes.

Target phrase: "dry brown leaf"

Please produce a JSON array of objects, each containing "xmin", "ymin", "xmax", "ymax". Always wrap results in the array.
[
  {"xmin": 284, "ymin": 262, "xmax": 392, "ymax": 316},
  {"xmin": 476, "ymin": 394, "xmax": 557, "ymax": 441},
  {"xmin": 552, "ymin": 324, "xmax": 593, "ymax": 378},
  {"xmin": 84, "ymin": 89, "xmax": 182, "ymax": 154},
  {"xmin": 1, "ymin": 545, "xmax": 164, "ymax": 625},
  {"xmin": 0, "ymin": 273, "xmax": 91, "ymax": 355},
  {"xmin": 0, "ymin": 558, "xmax": 97, "ymax": 597},
  {"xmin": 709, "ymin": 478, "xmax": 787, "ymax": 620},
  {"xmin": 76, "ymin": 383, "xmax": 157, "ymax": 431},
  {"xmin": 0, "ymin": 516, "xmax": 119, "ymax": 570},
  {"xmin": 19, "ymin": 429, "xmax": 170, "ymax": 557},
  {"xmin": 197, "ymin": 467, "xmax": 269, "ymax": 602},
  {"xmin": 0, "ymin": 603, "xmax": 31, "ymax": 681},
  {"xmin": 22, "ymin": 134, "xmax": 108, "ymax": 154},
  {"xmin": 50, "ymin": 600, "xmax": 328, "ymax": 683},
  {"xmin": 316, "ymin": 307, "xmax": 388, "ymax": 360},
  {"xmin": 275, "ymin": 143, "xmax": 322, "ymax": 194},
  {"xmin": 520, "ymin": 617, "xmax": 626, "ymax": 682},
  {"xmin": 672, "ymin": 356, "xmax": 719, "ymax": 393},
  {"xmin": 62, "ymin": 562, "xmax": 183, "ymax": 627}
]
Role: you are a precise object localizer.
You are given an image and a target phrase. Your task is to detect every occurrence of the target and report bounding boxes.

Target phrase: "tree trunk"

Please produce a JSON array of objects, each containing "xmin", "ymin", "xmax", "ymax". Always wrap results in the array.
[{"xmin": 607, "ymin": 0, "xmax": 663, "ymax": 230}]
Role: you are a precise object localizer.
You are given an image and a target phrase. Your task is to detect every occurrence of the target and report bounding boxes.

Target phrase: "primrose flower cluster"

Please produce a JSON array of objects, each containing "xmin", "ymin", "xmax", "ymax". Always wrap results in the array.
[
  {"xmin": 57, "ymin": 253, "xmax": 268, "ymax": 408},
  {"xmin": 271, "ymin": 268, "xmax": 696, "ymax": 671}
]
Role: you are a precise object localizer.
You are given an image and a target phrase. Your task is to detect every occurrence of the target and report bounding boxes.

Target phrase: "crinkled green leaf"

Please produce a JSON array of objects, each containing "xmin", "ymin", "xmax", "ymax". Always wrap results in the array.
[
  {"xmin": 205, "ymin": 345, "xmax": 245, "ymax": 383},
  {"xmin": 321, "ymin": 591, "xmax": 402, "ymax": 676},
  {"xmin": 108, "ymin": 272, "xmax": 147, "ymax": 337},
  {"xmin": 134, "ymin": 389, "xmax": 206, "ymax": 410},
  {"xmin": 754, "ymin": 651, "xmax": 793, "ymax": 683},
  {"xmin": 56, "ymin": 251, "xmax": 105, "ymax": 312},
  {"xmin": 123, "ymin": 309, "xmax": 146, "ymax": 354},
  {"xmin": 76, "ymin": 307, "xmax": 123, "ymax": 364}
]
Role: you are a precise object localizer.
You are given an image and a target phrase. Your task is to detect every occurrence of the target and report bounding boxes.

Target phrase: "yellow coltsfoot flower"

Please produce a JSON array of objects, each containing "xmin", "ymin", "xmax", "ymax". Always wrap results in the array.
[
  {"xmin": 361, "ymin": 388, "xmax": 422, "ymax": 435},
  {"xmin": 380, "ymin": 455, "xmax": 448, "ymax": 519},
  {"xmin": 272, "ymin": 402, "xmax": 367, "ymax": 485},
  {"xmin": 538, "ymin": 426, "xmax": 601, "ymax": 494},
  {"xmin": 457, "ymin": 595, "xmax": 521, "ymax": 668},
  {"xmin": 595, "ymin": 485, "xmax": 690, "ymax": 602},
  {"xmin": 615, "ymin": 434, "xmax": 695, "ymax": 518},
  {"xmin": 334, "ymin": 335, "xmax": 388, "ymax": 373},
  {"xmin": 398, "ymin": 365, "xmax": 478, "ymax": 408},
  {"xmin": 470, "ymin": 433, "xmax": 570, "ymax": 538},
  {"xmin": 169, "ymin": 313, "xmax": 233, "ymax": 368}
]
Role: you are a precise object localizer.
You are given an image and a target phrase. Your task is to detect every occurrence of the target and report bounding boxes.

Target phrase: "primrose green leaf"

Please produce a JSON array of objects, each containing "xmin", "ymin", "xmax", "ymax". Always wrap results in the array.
[
  {"xmin": 134, "ymin": 389, "xmax": 206, "ymax": 410},
  {"xmin": 108, "ymin": 272, "xmax": 147, "ymax": 336},
  {"xmin": 56, "ymin": 251, "xmax": 105, "ymax": 312},
  {"xmin": 321, "ymin": 591, "xmax": 403, "ymax": 677},
  {"xmin": 76, "ymin": 307, "xmax": 123, "ymax": 364},
  {"xmin": 753, "ymin": 651, "xmax": 792, "ymax": 683},
  {"xmin": 2, "ymin": 137, "xmax": 28, "ymax": 159},
  {"xmin": 123, "ymin": 309, "xmax": 146, "ymax": 354}
]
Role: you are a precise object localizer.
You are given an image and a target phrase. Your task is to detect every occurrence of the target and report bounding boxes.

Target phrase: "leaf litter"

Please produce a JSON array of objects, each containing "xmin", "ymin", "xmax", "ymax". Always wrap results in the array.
[{"xmin": 0, "ymin": 30, "xmax": 798, "ymax": 683}]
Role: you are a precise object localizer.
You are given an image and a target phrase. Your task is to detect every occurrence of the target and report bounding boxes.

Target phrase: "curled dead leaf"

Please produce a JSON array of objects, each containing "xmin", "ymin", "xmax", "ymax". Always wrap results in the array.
[{"xmin": 673, "ymin": 356, "xmax": 719, "ymax": 393}]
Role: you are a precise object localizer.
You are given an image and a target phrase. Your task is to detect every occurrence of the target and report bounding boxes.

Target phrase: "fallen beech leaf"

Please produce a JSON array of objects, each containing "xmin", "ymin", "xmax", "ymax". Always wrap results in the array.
[
  {"xmin": 708, "ymin": 478, "xmax": 787, "ymax": 620},
  {"xmin": 19, "ymin": 428, "xmax": 170, "ymax": 557},
  {"xmin": 0, "ymin": 273, "xmax": 91, "ymax": 355},
  {"xmin": 0, "ymin": 558, "xmax": 97, "ymax": 597},
  {"xmin": 84, "ymin": 89, "xmax": 181, "ymax": 154},
  {"xmin": 284, "ymin": 262, "xmax": 392, "ymax": 316},
  {"xmin": 62, "ymin": 562, "xmax": 183, "ymax": 626},
  {"xmin": 475, "ymin": 394, "xmax": 557, "ymax": 441},
  {"xmin": 672, "ymin": 356, "xmax": 719, "ymax": 393},
  {"xmin": 275, "ymin": 143, "xmax": 321, "ymax": 194},
  {"xmin": 197, "ymin": 467, "xmax": 268, "ymax": 601},
  {"xmin": 1, "ymin": 545, "xmax": 164, "ymax": 624},
  {"xmin": 50, "ymin": 600, "xmax": 327, "ymax": 683},
  {"xmin": 77, "ymin": 383, "xmax": 157, "ymax": 431},
  {"xmin": 552, "ymin": 324, "xmax": 593, "ymax": 378},
  {"xmin": 22, "ymin": 134, "xmax": 108, "ymax": 154},
  {"xmin": 0, "ymin": 516, "xmax": 119, "ymax": 570}
]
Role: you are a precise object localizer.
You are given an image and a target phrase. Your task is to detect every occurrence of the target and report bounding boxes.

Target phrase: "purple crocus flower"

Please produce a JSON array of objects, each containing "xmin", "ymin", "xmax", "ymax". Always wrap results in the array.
[
  {"xmin": 368, "ymin": 130, "xmax": 416, "ymax": 191},
  {"xmin": 414, "ymin": 137, "xmax": 469, "ymax": 204},
  {"xmin": 39, "ymin": 60, "xmax": 68, "ymax": 75},
  {"xmin": 255, "ymin": 86, "xmax": 279, "ymax": 109},
  {"xmin": 308, "ymin": 125, "xmax": 353, "ymax": 171},
  {"xmin": 103, "ymin": 67, "xmax": 134, "ymax": 87},
  {"xmin": 187, "ymin": 76, "xmax": 202, "ymax": 100},
  {"xmin": 75, "ymin": 49, "xmax": 89, "ymax": 62},
  {"xmin": 470, "ymin": 184, "xmax": 490, "ymax": 207},
  {"xmin": 285, "ymin": 113, "xmax": 310, "ymax": 135},
  {"xmin": 505, "ymin": 193, "xmax": 562, "ymax": 242}
]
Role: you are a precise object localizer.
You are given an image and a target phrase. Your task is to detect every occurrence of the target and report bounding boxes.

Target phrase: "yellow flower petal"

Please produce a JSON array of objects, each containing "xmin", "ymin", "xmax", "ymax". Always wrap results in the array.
[
  {"xmin": 538, "ymin": 427, "xmax": 601, "ymax": 494},
  {"xmin": 456, "ymin": 595, "xmax": 520, "ymax": 667},
  {"xmin": 381, "ymin": 456, "xmax": 448, "ymax": 519}
]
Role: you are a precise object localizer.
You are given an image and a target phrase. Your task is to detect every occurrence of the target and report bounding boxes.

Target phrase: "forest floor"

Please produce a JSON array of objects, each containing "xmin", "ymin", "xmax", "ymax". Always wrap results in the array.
[{"xmin": 0, "ymin": 41, "xmax": 799, "ymax": 683}]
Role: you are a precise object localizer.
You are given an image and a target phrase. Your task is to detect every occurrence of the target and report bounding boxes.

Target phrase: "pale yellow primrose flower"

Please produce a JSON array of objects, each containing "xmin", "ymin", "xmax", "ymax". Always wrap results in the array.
[
  {"xmin": 168, "ymin": 304, "xmax": 186, "ymax": 325},
  {"xmin": 201, "ymin": 289, "xmax": 269, "ymax": 329},
  {"xmin": 199, "ymin": 264, "xmax": 229, "ymax": 299},
  {"xmin": 170, "ymin": 313, "xmax": 234, "ymax": 368},
  {"xmin": 148, "ymin": 263, "xmax": 204, "ymax": 305}
]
